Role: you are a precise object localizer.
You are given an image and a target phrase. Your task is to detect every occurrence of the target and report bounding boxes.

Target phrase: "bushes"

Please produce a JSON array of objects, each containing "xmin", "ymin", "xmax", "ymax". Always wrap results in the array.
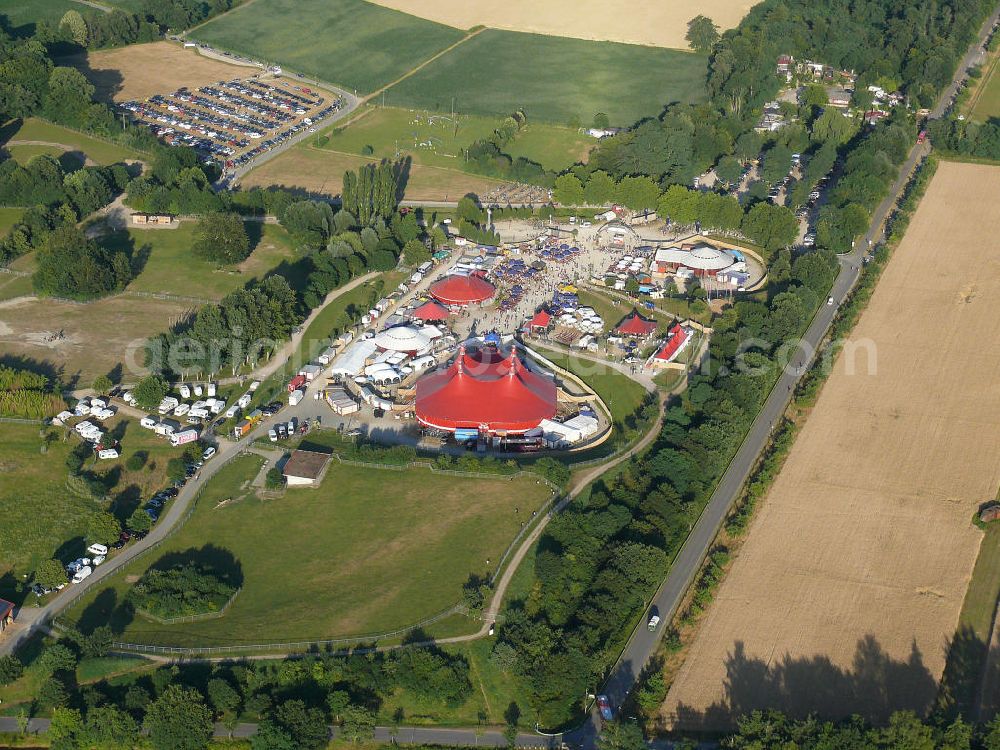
[
  {"xmin": 128, "ymin": 562, "xmax": 237, "ymax": 619},
  {"xmin": 33, "ymin": 226, "xmax": 134, "ymax": 300}
]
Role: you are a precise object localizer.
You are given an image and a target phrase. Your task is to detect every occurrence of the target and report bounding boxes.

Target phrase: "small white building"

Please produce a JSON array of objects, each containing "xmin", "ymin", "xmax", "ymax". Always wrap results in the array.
[{"xmin": 282, "ymin": 449, "xmax": 332, "ymax": 487}]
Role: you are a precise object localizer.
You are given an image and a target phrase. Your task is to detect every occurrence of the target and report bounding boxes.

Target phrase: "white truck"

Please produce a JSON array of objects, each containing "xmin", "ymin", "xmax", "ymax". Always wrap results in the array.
[{"xmin": 170, "ymin": 428, "xmax": 199, "ymax": 446}]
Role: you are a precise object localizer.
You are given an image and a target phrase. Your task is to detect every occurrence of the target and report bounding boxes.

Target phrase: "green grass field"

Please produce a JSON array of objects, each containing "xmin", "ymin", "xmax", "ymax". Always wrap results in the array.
[
  {"xmin": 325, "ymin": 106, "xmax": 594, "ymax": 172},
  {"xmin": 5, "ymin": 118, "xmax": 141, "ymax": 165},
  {"xmin": 104, "ymin": 221, "xmax": 298, "ymax": 301},
  {"xmin": 533, "ymin": 344, "xmax": 647, "ymax": 424},
  {"xmin": 969, "ymin": 52, "xmax": 1000, "ymax": 122},
  {"xmin": 192, "ymin": 0, "xmax": 465, "ymax": 94},
  {"xmin": 0, "ymin": 0, "xmax": 83, "ymax": 36},
  {"xmin": 0, "ymin": 419, "xmax": 184, "ymax": 601},
  {"xmin": 0, "ymin": 207, "xmax": 24, "ymax": 235},
  {"xmin": 64, "ymin": 452, "xmax": 552, "ymax": 646},
  {"xmin": 385, "ymin": 29, "xmax": 708, "ymax": 126}
]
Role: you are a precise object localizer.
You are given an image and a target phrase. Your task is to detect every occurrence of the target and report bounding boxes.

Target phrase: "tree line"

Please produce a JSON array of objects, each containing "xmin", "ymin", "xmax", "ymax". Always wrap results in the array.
[{"xmin": 0, "ymin": 631, "xmax": 473, "ymax": 750}]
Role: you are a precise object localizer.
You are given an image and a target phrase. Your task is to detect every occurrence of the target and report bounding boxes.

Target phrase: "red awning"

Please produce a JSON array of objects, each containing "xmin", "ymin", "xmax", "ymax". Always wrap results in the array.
[
  {"xmin": 655, "ymin": 324, "xmax": 689, "ymax": 362},
  {"xmin": 430, "ymin": 274, "xmax": 496, "ymax": 306},
  {"xmin": 411, "ymin": 300, "xmax": 450, "ymax": 321},
  {"xmin": 616, "ymin": 311, "xmax": 657, "ymax": 337},
  {"xmin": 529, "ymin": 309, "xmax": 552, "ymax": 328},
  {"xmin": 416, "ymin": 346, "xmax": 557, "ymax": 433}
]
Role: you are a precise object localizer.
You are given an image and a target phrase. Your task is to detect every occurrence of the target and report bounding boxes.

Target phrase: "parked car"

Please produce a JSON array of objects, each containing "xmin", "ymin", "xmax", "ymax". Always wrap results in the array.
[
  {"xmin": 202, "ymin": 446, "xmax": 217, "ymax": 460},
  {"xmin": 72, "ymin": 566, "xmax": 93, "ymax": 584},
  {"xmin": 596, "ymin": 695, "xmax": 613, "ymax": 721},
  {"xmin": 648, "ymin": 614, "xmax": 661, "ymax": 631}
]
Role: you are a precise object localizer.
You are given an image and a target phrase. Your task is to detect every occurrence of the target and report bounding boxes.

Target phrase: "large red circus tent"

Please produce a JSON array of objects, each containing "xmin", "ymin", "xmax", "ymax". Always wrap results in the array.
[
  {"xmin": 429, "ymin": 274, "xmax": 495, "ymax": 306},
  {"xmin": 416, "ymin": 345, "xmax": 557, "ymax": 434}
]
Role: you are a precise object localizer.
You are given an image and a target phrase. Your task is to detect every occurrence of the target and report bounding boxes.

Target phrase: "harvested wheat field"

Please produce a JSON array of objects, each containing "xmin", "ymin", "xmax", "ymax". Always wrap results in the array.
[
  {"xmin": 65, "ymin": 42, "xmax": 251, "ymax": 102},
  {"xmin": 662, "ymin": 161, "xmax": 1000, "ymax": 730},
  {"xmin": 241, "ymin": 144, "xmax": 503, "ymax": 202},
  {"xmin": 368, "ymin": 0, "xmax": 752, "ymax": 49}
]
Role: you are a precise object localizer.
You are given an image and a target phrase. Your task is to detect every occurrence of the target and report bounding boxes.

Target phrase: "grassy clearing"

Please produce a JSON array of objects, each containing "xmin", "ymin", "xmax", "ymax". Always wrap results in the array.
[
  {"xmin": 324, "ymin": 106, "xmax": 594, "ymax": 172},
  {"xmin": 0, "ymin": 419, "xmax": 183, "ymax": 601},
  {"xmin": 7, "ymin": 143, "xmax": 70, "ymax": 164},
  {"xmin": 969, "ymin": 51, "xmax": 1000, "ymax": 122},
  {"xmin": 533, "ymin": 344, "xmax": 647, "ymax": 424},
  {"xmin": 241, "ymin": 139, "xmax": 503, "ymax": 202},
  {"xmin": 5, "ymin": 117, "xmax": 142, "ymax": 165},
  {"xmin": 0, "ymin": 207, "xmax": 24, "ymax": 236},
  {"xmin": 104, "ymin": 221, "xmax": 298, "ymax": 301},
  {"xmin": 192, "ymin": 0, "xmax": 465, "ymax": 94},
  {"xmin": 64, "ymin": 453, "xmax": 552, "ymax": 646},
  {"xmin": 385, "ymin": 29, "xmax": 708, "ymax": 126}
]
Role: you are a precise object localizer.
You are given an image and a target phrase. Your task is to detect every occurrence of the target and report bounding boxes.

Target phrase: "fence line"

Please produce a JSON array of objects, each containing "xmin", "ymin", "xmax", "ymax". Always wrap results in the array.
[
  {"xmin": 0, "ymin": 417, "xmax": 45, "ymax": 425},
  {"xmin": 135, "ymin": 588, "xmax": 242, "ymax": 625}
]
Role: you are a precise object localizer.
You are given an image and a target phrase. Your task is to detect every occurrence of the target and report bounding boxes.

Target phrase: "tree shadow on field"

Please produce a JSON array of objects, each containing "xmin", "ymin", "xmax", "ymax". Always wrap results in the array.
[
  {"xmin": 670, "ymin": 635, "xmax": 938, "ymax": 730},
  {"xmin": 58, "ymin": 52, "xmax": 126, "ymax": 104}
]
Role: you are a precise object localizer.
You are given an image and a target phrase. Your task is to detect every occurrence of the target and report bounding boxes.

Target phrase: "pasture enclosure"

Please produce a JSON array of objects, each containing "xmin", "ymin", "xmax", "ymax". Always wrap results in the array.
[
  {"xmin": 65, "ymin": 455, "xmax": 553, "ymax": 646},
  {"xmin": 368, "ymin": 0, "xmax": 754, "ymax": 50},
  {"xmin": 383, "ymin": 29, "xmax": 708, "ymax": 126},
  {"xmin": 3, "ymin": 117, "xmax": 142, "ymax": 165},
  {"xmin": 67, "ymin": 42, "xmax": 253, "ymax": 103},
  {"xmin": 192, "ymin": 0, "xmax": 465, "ymax": 94},
  {"xmin": 662, "ymin": 162, "xmax": 1000, "ymax": 728}
]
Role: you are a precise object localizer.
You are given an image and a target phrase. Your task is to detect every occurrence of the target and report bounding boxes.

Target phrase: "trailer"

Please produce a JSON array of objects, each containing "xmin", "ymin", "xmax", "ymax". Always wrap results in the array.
[
  {"xmin": 288, "ymin": 389, "xmax": 304, "ymax": 406},
  {"xmin": 237, "ymin": 393, "xmax": 252, "ymax": 410},
  {"xmin": 157, "ymin": 396, "xmax": 179, "ymax": 414},
  {"xmin": 233, "ymin": 419, "xmax": 252, "ymax": 439},
  {"xmin": 170, "ymin": 429, "xmax": 199, "ymax": 447}
]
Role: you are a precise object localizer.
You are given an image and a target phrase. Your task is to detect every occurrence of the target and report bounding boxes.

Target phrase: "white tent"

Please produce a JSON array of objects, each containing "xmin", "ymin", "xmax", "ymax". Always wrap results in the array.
[
  {"xmin": 372, "ymin": 326, "xmax": 431, "ymax": 353},
  {"xmin": 331, "ymin": 339, "xmax": 377, "ymax": 377}
]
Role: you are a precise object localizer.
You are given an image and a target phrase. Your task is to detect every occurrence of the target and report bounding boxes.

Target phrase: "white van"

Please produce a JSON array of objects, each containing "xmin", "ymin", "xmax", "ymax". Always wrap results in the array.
[
  {"xmin": 72, "ymin": 566, "xmax": 92, "ymax": 584},
  {"xmin": 86, "ymin": 543, "xmax": 108, "ymax": 557},
  {"xmin": 140, "ymin": 416, "xmax": 158, "ymax": 430}
]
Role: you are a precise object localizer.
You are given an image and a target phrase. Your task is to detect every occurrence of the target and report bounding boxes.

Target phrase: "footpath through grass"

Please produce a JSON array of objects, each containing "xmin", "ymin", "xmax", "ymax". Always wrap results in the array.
[
  {"xmin": 64, "ymin": 453, "xmax": 553, "ymax": 647},
  {"xmin": 192, "ymin": 0, "xmax": 465, "ymax": 93},
  {"xmin": 385, "ymin": 29, "xmax": 708, "ymax": 126},
  {"xmin": 4, "ymin": 117, "xmax": 142, "ymax": 165}
]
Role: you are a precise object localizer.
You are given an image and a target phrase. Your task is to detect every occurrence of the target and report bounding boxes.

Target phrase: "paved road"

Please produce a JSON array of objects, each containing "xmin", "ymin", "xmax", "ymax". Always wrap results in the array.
[{"xmin": 566, "ymin": 7, "xmax": 1000, "ymax": 747}]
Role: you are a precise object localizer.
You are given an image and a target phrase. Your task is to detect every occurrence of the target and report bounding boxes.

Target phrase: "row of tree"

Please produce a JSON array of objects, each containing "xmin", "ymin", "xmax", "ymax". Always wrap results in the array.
[
  {"xmin": 0, "ymin": 365, "xmax": 64, "ymax": 419},
  {"xmin": 0, "ymin": 631, "xmax": 473, "ymax": 750},
  {"xmin": 926, "ymin": 116, "xmax": 1000, "ymax": 161}
]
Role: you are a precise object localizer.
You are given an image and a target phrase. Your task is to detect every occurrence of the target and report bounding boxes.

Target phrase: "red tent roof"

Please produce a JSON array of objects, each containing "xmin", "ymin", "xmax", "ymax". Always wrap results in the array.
[
  {"xmin": 430, "ymin": 274, "xmax": 495, "ymax": 305},
  {"xmin": 616, "ymin": 311, "xmax": 658, "ymax": 337},
  {"xmin": 416, "ymin": 346, "xmax": 557, "ymax": 433},
  {"xmin": 655, "ymin": 324, "xmax": 689, "ymax": 362},
  {"xmin": 529, "ymin": 309, "xmax": 552, "ymax": 328},
  {"xmin": 411, "ymin": 300, "xmax": 450, "ymax": 321}
]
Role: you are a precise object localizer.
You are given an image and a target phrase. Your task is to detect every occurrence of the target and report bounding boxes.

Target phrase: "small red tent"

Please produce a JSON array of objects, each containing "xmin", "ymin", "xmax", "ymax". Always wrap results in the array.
[
  {"xmin": 529, "ymin": 309, "xmax": 552, "ymax": 330},
  {"xmin": 411, "ymin": 300, "xmax": 450, "ymax": 322},
  {"xmin": 654, "ymin": 324, "xmax": 689, "ymax": 362},
  {"xmin": 615, "ymin": 311, "xmax": 658, "ymax": 337}
]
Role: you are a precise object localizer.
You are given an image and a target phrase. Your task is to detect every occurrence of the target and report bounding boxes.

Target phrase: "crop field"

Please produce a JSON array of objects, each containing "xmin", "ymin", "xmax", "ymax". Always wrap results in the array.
[
  {"xmin": 368, "ymin": 0, "xmax": 753, "ymax": 50},
  {"xmin": 325, "ymin": 106, "xmax": 595, "ymax": 172},
  {"xmin": 0, "ymin": 419, "xmax": 183, "ymax": 601},
  {"xmin": 103, "ymin": 221, "xmax": 298, "ymax": 302},
  {"xmin": 66, "ymin": 41, "xmax": 254, "ymax": 103},
  {"xmin": 0, "ymin": 293, "xmax": 194, "ymax": 384},
  {"xmin": 3, "ymin": 117, "xmax": 142, "ymax": 165},
  {"xmin": 661, "ymin": 162, "xmax": 1000, "ymax": 729},
  {"xmin": 240, "ymin": 142, "xmax": 503, "ymax": 202},
  {"xmin": 384, "ymin": 29, "xmax": 708, "ymax": 126},
  {"xmin": 0, "ymin": 0, "xmax": 82, "ymax": 37},
  {"xmin": 65, "ymin": 454, "xmax": 552, "ymax": 646},
  {"xmin": 192, "ymin": 0, "xmax": 465, "ymax": 94}
]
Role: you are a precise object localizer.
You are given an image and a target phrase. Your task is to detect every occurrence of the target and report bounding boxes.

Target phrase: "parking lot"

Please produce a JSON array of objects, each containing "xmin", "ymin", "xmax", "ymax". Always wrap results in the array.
[{"xmin": 118, "ymin": 75, "xmax": 341, "ymax": 174}]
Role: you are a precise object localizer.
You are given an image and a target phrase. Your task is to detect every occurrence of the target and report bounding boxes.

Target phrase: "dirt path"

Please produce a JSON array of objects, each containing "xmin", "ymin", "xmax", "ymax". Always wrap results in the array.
[
  {"xmin": 217, "ymin": 270, "xmax": 379, "ymax": 385},
  {"xmin": 363, "ymin": 28, "xmax": 486, "ymax": 104},
  {"xmin": 6, "ymin": 140, "xmax": 98, "ymax": 166}
]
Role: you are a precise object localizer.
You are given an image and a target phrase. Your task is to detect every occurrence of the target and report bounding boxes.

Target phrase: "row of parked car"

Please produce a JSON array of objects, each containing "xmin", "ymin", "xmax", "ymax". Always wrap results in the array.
[{"xmin": 225, "ymin": 101, "xmax": 341, "ymax": 171}]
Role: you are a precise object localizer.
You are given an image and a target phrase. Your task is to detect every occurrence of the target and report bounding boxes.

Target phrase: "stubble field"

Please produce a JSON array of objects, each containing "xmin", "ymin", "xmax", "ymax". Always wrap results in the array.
[
  {"xmin": 66, "ymin": 42, "xmax": 254, "ymax": 102},
  {"xmin": 662, "ymin": 161, "xmax": 1000, "ymax": 729},
  {"xmin": 367, "ymin": 0, "xmax": 753, "ymax": 50}
]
